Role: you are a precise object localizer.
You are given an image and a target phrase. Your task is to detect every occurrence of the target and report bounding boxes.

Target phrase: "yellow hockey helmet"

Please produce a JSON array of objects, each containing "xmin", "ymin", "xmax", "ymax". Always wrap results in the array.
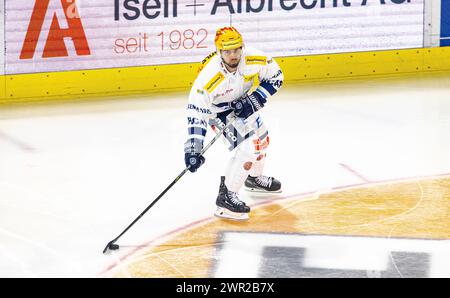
[{"xmin": 214, "ymin": 26, "xmax": 243, "ymax": 51}]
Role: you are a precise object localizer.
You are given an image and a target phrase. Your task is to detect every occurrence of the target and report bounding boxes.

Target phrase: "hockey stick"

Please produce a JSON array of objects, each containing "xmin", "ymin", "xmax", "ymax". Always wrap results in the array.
[{"xmin": 103, "ymin": 115, "xmax": 236, "ymax": 254}]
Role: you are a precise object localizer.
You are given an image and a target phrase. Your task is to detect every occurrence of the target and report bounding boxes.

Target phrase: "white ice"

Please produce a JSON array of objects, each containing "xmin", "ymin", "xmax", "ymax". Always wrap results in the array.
[{"xmin": 0, "ymin": 74, "xmax": 449, "ymax": 277}]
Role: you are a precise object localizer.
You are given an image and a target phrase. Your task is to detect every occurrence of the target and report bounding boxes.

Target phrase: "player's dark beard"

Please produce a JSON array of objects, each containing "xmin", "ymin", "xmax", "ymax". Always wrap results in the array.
[{"xmin": 223, "ymin": 59, "xmax": 240, "ymax": 69}]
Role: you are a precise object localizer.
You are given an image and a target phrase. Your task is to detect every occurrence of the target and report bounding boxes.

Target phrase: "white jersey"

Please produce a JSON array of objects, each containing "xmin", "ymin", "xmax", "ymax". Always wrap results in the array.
[{"xmin": 185, "ymin": 46, "xmax": 284, "ymax": 153}]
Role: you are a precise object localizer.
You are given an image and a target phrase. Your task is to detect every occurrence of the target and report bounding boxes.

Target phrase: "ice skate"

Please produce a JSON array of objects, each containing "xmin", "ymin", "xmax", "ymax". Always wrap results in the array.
[
  {"xmin": 214, "ymin": 176, "xmax": 250, "ymax": 221},
  {"xmin": 244, "ymin": 175, "xmax": 282, "ymax": 193}
]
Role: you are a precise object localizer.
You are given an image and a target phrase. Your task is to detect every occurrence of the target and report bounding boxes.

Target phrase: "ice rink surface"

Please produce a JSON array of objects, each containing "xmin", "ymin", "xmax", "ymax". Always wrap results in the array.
[{"xmin": 0, "ymin": 74, "xmax": 449, "ymax": 277}]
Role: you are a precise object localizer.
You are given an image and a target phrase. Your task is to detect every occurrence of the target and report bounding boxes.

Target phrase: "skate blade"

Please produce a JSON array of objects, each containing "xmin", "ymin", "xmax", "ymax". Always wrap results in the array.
[
  {"xmin": 214, "ymin": 207, "xmax": 249, "ymax": 221},
  {"xmin": 244, "ymin": 187, "xmax": 282, "ymax": 194}
]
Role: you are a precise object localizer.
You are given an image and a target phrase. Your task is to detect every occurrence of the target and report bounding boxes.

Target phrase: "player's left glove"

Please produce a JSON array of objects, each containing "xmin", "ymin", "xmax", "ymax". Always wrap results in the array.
[{"xmin": 229, "ymin": 92, "xmax": 267, "ymax": 119}]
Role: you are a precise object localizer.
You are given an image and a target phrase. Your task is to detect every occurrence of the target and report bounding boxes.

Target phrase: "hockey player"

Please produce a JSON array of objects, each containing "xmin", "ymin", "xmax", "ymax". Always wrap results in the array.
[{"xmin": 184, "ymin": 26, "xmax": 284, "ymax": 220}]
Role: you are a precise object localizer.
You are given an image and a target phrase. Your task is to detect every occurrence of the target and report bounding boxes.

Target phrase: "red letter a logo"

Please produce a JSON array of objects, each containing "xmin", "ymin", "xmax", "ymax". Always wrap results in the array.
[{"xmin": 20, "ymin": 0, "xmax": 91, "ymax": 59}]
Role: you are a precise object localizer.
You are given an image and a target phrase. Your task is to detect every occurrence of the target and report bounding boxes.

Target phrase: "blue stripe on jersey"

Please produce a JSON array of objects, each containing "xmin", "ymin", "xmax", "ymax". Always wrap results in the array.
[
  {"xmin": 259, "ymin": 81, "xmax": 277, "ymax": 96},
  {"xmin": 255, "ymin": 88, "xmax": 267, "ymax": 99},
  {"xmin": 188, "ymin": 127, "xmax": 207, "ymax": 137}
]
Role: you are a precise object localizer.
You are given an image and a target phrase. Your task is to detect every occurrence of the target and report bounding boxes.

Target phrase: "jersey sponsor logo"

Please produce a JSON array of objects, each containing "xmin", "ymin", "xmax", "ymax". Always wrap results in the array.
[
  {"xmin": 269, "ymin": 70, "xmax": 283, "ymax": 79},
  {"xmin": 187, "ymin": 104, "xmax": 212, "ymax": 115},
  {"xmin": 212, "ymin": 117, "xmax": 238, "ymax": 143},
  {"xmin": 213, "ymin": 88, "xmax": 234, "ymax": 100},
  {"xmin": 187, "ymin": 117, "xmax": 207, "ymax": 126},
  {"xmin": 246, "ymin": 56, "xmax": 267, "ymax": 65},
  {"xmin": 20, "ymin": 0, "xmax": 91, "ymax": 59},
  {"xmin": 198, "ymin": 51, "xmax": 217, "ymax": 73},
  {"xmin": 205, "ymin": 72, "xmax": 225, "ymax": 93},
  {"xmin": 265, "ymin": 79, "xmax": 283, "ymax": 88}
]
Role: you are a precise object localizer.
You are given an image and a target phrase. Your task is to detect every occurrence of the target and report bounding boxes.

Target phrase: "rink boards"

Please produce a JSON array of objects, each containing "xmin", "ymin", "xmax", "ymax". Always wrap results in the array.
[{"xmin": 0, "ymin": 0, "xmax": 450, "ymax": 103}]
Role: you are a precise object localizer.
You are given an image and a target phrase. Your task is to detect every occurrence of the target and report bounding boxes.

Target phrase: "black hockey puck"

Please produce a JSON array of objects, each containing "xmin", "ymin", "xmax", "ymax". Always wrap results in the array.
[{"xmin": 109, "ymin": 244, "xmax": 120, "ymax": 250}]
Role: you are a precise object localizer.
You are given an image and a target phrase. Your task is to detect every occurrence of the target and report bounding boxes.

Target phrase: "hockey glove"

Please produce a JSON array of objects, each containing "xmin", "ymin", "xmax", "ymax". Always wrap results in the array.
[
  {"xmin": 185, "ymin": 153, "xmax": 205, "ymax": 173},
  {"xmin": 229, "ymin": 92, "xmax": 267, "ymax": 119}
]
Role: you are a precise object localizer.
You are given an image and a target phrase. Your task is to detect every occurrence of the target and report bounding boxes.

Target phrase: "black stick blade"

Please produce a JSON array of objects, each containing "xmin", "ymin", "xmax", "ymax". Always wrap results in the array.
[{"xmin": 103, "ymin": 241, "xmax": 119, "ymax": 254}]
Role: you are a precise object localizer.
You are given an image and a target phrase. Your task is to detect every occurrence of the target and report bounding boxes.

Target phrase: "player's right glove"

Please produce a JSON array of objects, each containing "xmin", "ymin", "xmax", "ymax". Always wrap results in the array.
[{"xmin": 185, "ymin": 152, "xmax": 205, "ymax": 173}]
